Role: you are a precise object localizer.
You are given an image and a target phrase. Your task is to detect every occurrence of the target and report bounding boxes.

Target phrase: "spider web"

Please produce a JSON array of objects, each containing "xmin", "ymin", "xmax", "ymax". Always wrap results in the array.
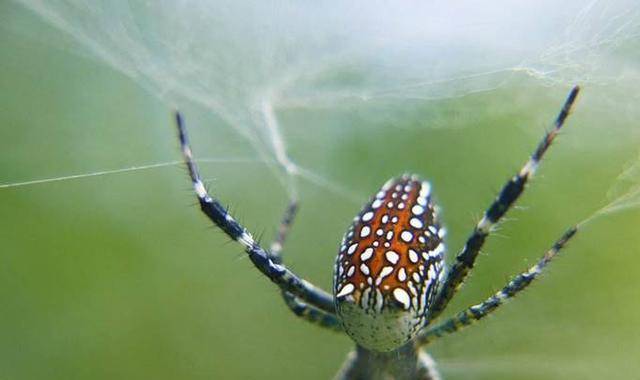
[
  {"xmin": 4, "ymin": 0, "xmax": 640, "ymax": 214},
  {"xmin": 2, "ymin": 1, "xmax": 640, "ymax": 378}
]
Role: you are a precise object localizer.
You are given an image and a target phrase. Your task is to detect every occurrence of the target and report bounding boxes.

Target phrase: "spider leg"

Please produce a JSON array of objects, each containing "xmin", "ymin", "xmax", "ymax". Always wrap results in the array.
[
  {"xmin": 268, "ymin": 200, "xmax": 299, "ymax": 263},
  {"xmin": 282, "ymin": 291, "xmax": 343, "ymax": 331},
  {"xmin": 418, "ymin": 226, "xmax": 577, "ymax": 346},
  {"xmin": 333, "ymin": 350, "xmax": 358, "ymax": 380},
  {"xmin": 428, "ymin": 86, "xmax": 580, "ymax": 321},
  {"xmin": 175, "ymin": 112, "xmax": 335, "ymax": 314},
  {"xmin": 416, "ymin": 351, "xmax": 443, "ymax": 380},
  {"xmin": 269, "ymin": 201, "xmax": 343, "ymax": 331},
  {"xmin": 333, "ymin": 345, "xmax": 441, "ymax": 380}
]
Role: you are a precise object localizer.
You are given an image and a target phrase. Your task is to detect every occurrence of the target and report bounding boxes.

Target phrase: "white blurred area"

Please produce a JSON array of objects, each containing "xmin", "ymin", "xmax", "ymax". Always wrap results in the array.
[
  {"xmin": 14, "ymin": 1, "xmax": 640, "ymax": 101},
  {"xmin": 10, "ymin": 0, "xmax": 640, "ymax": 206}
]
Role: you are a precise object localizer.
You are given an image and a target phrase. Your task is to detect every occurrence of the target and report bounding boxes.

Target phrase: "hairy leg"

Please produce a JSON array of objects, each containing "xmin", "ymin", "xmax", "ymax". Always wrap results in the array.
[
  {"xmin": 429, "ymin": 86, "xmax": 580, "ymax": 321},
  {"xmin": 418, "ymin": 226, "xmax": 577, "ymax": 346},
  {"xmin": 269, "ymin": 201, "xmax": 343, "ymax": 331},
  {"xmin": 176, "ymin": 112, "xmax": 335, "ymax": 313}
]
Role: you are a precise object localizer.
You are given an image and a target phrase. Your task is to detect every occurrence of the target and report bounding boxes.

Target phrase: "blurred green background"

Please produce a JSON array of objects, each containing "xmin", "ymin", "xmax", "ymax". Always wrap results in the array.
[{"xmin": 2, "ymin": 2, "xmax": 640, "ymax": 379}]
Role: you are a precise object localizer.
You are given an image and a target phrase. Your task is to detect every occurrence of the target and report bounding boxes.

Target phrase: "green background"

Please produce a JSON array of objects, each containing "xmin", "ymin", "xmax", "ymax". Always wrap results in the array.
[{"xmin": 2, "ymin": 2, "xmax": 639, "ymax": 379}]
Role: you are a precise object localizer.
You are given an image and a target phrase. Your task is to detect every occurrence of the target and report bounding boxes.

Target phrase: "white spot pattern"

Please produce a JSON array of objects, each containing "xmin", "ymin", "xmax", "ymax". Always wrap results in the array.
[
  {"xmin": 393, "ymin": 288, "xmax": 411, "ymax": 309},
  {"xmin": 333, "ymin": 175, "xmax": 445, "ymax": 352},
  {"xmin": 385, "ymin": 250, "xmax": 400, "ymax": 264},
  {"xmin": 410, "ymin": 218, "xmax": 423, "ymax": 229},
  {"xmin": 361, "ymin": 247, "xmax": 374, "ymax": 261},
  {"xmin": 398, "ymin": 267, "xmax": 407, "ymax": 282},
  {"xmin": 408, "ymin": 249, "xmax": 419, "ymax": 263},
  {"xmin": 336, "ymin": 283, "xmax": 355, "ymax": 298},
  {"xmin": 401, "ymin": 231, "xmax": 414, "ymax": 242}
]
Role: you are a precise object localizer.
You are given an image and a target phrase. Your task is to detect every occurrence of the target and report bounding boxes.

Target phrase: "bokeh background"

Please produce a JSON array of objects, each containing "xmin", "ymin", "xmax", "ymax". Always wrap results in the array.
[{"xmin": 1, "ymin": 1, "xmax": 639, "ymax": 379}]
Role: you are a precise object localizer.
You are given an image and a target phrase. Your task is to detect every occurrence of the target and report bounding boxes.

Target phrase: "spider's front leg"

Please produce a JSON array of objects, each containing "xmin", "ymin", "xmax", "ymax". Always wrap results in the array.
[
  {"xmin": 428, "ymin": 86, "xmax": 580, "ymax": 321},
  {"xmin": 175, "ymin": 112, "xmax": 335, "ymax": 314}
]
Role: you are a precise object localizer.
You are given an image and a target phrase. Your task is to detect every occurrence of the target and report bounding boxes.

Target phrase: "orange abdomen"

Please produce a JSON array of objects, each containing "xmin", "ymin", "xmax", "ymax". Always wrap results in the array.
[{"xmin": 333, "ymin": 175, "xmax": 446, "ymax": 351}]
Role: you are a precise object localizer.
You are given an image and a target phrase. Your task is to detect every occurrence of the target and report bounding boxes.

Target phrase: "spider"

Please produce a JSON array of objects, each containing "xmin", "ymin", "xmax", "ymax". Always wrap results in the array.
[{"xmin": 174, "ymin": 86, "xmax": 580, "ymax": 380}]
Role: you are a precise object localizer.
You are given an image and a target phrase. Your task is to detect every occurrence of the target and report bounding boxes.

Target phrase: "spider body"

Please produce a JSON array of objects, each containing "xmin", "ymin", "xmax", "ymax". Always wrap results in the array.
[
  {"xmin": 334, "ymin": 176, "xmax": 445, "ymax": 351},
  {"xmin": 174, "ymin": 86, "xmax": 581, "ymax": 380}
]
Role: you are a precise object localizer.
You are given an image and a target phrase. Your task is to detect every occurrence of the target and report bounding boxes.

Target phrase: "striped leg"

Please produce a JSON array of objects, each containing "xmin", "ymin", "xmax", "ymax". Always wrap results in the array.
[
  {"xmin": 418, "ymin": 226, "xmax": 578, "ymax": 346},
  {"xmin": 175, "ymin": 112, "xmax": 335, "ymax": 314},
  {"xmin": 269, "ymin": 201, "xmax": 343, "ymax": 331},
  {"xmin": 282, "ymin": 291, "xmax": 343, "ymax": 331},
  {"xmin": 428, "ymin": 86, "xmax": 580, "ymax": 321}
]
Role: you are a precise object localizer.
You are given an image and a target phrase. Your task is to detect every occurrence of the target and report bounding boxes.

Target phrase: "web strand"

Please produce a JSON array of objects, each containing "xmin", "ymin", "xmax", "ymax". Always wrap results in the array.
[{"xmin": 0, "ymin": 158, "xmax": 255, "ymax": 190}]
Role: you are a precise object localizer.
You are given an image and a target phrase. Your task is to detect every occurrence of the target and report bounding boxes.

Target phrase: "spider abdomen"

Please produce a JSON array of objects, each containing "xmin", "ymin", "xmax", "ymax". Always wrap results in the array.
[{"xmin": 333, "ymin": 175, "xmax": 446, "ymax": 351}]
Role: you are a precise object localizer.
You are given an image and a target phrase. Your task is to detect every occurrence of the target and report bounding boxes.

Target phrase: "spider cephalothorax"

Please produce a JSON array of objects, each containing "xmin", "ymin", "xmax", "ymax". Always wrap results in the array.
[
  {"xmin": 175, "ymin": 86, "xmax": 581, "ymax": 380},
  {"xmin": 334, "ymin": 176, "xmax": 445, "ymax": 351}
]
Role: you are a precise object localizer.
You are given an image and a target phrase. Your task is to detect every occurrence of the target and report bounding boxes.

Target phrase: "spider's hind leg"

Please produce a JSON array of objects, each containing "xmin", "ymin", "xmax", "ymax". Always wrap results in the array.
[
  {"xmin": 418, "ymin": 226, "xmax": 578, "ymax": 346},
  {"xmin": 268, "ymin": 200, "xmax": 299, "ymax": 264},
  {"xmin": 282, "ymin": 291, "xmax": 343, "ymax": 331},
  {"xmin": 269, "ymin": 200, "xmax": 343, "ymax": 332}
]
